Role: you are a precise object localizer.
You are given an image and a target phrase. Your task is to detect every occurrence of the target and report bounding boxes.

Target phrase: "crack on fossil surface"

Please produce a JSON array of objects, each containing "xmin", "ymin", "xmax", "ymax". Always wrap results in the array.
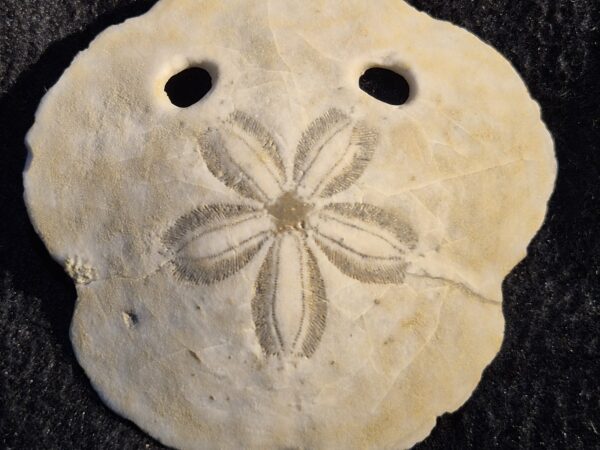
[
  {"xmin": 405, "ymin": 271, "xmax": 501, "ymax": 306},
  {"xmin": 397, "ymin": 158, "xmax": 531, "ymax": 196}
]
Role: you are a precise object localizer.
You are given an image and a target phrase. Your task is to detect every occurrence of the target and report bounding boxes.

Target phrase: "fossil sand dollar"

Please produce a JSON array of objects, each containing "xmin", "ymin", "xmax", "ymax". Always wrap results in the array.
[{"xmin": 24, "ymin": 0, "xmax": 557, "ymax": 448}]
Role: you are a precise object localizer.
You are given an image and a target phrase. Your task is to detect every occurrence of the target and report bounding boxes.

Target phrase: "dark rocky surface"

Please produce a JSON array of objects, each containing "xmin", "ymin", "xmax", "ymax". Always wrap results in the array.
[{"xmin": 1, "ymin": 1, "xmax": 599, "ymax": 448}]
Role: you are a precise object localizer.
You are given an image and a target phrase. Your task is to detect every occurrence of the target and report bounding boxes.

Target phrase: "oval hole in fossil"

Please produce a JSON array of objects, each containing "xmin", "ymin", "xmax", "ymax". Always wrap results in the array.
[
  {"xmin": 165, "ymin": 67, "xmax": 212, "ymax": 108},
  {"xmin": 359, "ymin": 67, "xmax": 410, "ymax": 105}
]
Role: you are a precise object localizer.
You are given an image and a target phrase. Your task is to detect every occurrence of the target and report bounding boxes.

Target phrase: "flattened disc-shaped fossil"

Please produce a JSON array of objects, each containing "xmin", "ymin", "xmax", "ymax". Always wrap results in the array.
[{"xmin": 24, "ymin": 1, "xmax": 557, "ymax": 448}]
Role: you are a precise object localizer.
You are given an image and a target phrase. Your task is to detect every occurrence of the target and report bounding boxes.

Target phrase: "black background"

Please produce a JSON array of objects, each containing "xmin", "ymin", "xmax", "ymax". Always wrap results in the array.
[{"xmin": 1, "ymin": 1, "xmax": 599, "ymax": 449}]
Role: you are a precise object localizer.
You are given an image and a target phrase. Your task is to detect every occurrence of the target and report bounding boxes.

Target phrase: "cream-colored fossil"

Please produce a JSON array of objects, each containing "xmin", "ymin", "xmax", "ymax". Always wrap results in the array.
[{"xmin": 24, "ymin": 0, "xmax": 556, "ymax": 449}]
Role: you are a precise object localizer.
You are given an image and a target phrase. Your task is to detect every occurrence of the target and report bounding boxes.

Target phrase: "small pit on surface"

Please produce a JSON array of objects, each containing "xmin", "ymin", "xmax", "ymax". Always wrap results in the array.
[
  {"xmin": 122, "ymin": 311, "xmax": 139, "ymax": 328},
  {"xmin": 165, "ymin": 67, "xmax": 212, "ymax": 107},
  {"xmin": 359, "ymin": 67, "xmax": 411, "ymax": 105}
]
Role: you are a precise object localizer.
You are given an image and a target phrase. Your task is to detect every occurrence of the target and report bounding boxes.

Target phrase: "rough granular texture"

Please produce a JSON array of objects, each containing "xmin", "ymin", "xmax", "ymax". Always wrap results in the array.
[{"xmin": 0, "ymin": 1, "xmax": 598, "ymax": 449}]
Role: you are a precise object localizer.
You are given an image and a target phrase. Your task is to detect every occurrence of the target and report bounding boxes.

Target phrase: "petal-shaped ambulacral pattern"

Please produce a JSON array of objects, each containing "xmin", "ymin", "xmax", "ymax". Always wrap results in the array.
[
  {"xmin": 310, "ymin": 202, "xmax": 417, "ymax": 284},
  {"xmin": 293, "ymin": 109, "xmax": 378, "ymax": 199},
  {"xmin": 228, "ymin": 111, "xmax": 287, "ymax": 184},
  {"xmin": 163, "ymin": 204, "xmax": 273, "ymax": 284},
  {"xmin": 316, "ymin": 122, "xmax": 378, "ymax": 198},
  {"xmin": 293, "ymin": 109, "xmax": 351, "ymax": 189},
  {"xmin": 199, "ymin": 112, "xmax": 286, "ymax": 202},
  {"xmin": 251, "ymin": 235, "xmax": 327, "ymax": 357},
  {"xmin": 298, "ymin": 240, "xmax": 328, "ymax": 357}
]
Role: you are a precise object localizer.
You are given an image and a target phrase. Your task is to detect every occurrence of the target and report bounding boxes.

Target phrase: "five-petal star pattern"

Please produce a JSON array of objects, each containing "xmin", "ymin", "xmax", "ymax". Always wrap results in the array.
[{"xmin": 163, "ymin": 109, "xmax": 418, "ymax": 358}]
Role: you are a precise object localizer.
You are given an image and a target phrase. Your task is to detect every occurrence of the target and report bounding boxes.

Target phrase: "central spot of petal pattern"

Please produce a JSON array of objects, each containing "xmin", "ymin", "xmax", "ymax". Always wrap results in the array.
[{"xmin": 267, "ymin": 191, "xmax": 312, "ymax": 233}]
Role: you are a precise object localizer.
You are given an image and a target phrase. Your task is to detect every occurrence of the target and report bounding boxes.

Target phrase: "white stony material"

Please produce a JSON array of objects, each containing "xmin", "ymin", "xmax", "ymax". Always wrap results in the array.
[{"xmin": 24, "ymin": 0, "xmax": 557, "ymax": 448}]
